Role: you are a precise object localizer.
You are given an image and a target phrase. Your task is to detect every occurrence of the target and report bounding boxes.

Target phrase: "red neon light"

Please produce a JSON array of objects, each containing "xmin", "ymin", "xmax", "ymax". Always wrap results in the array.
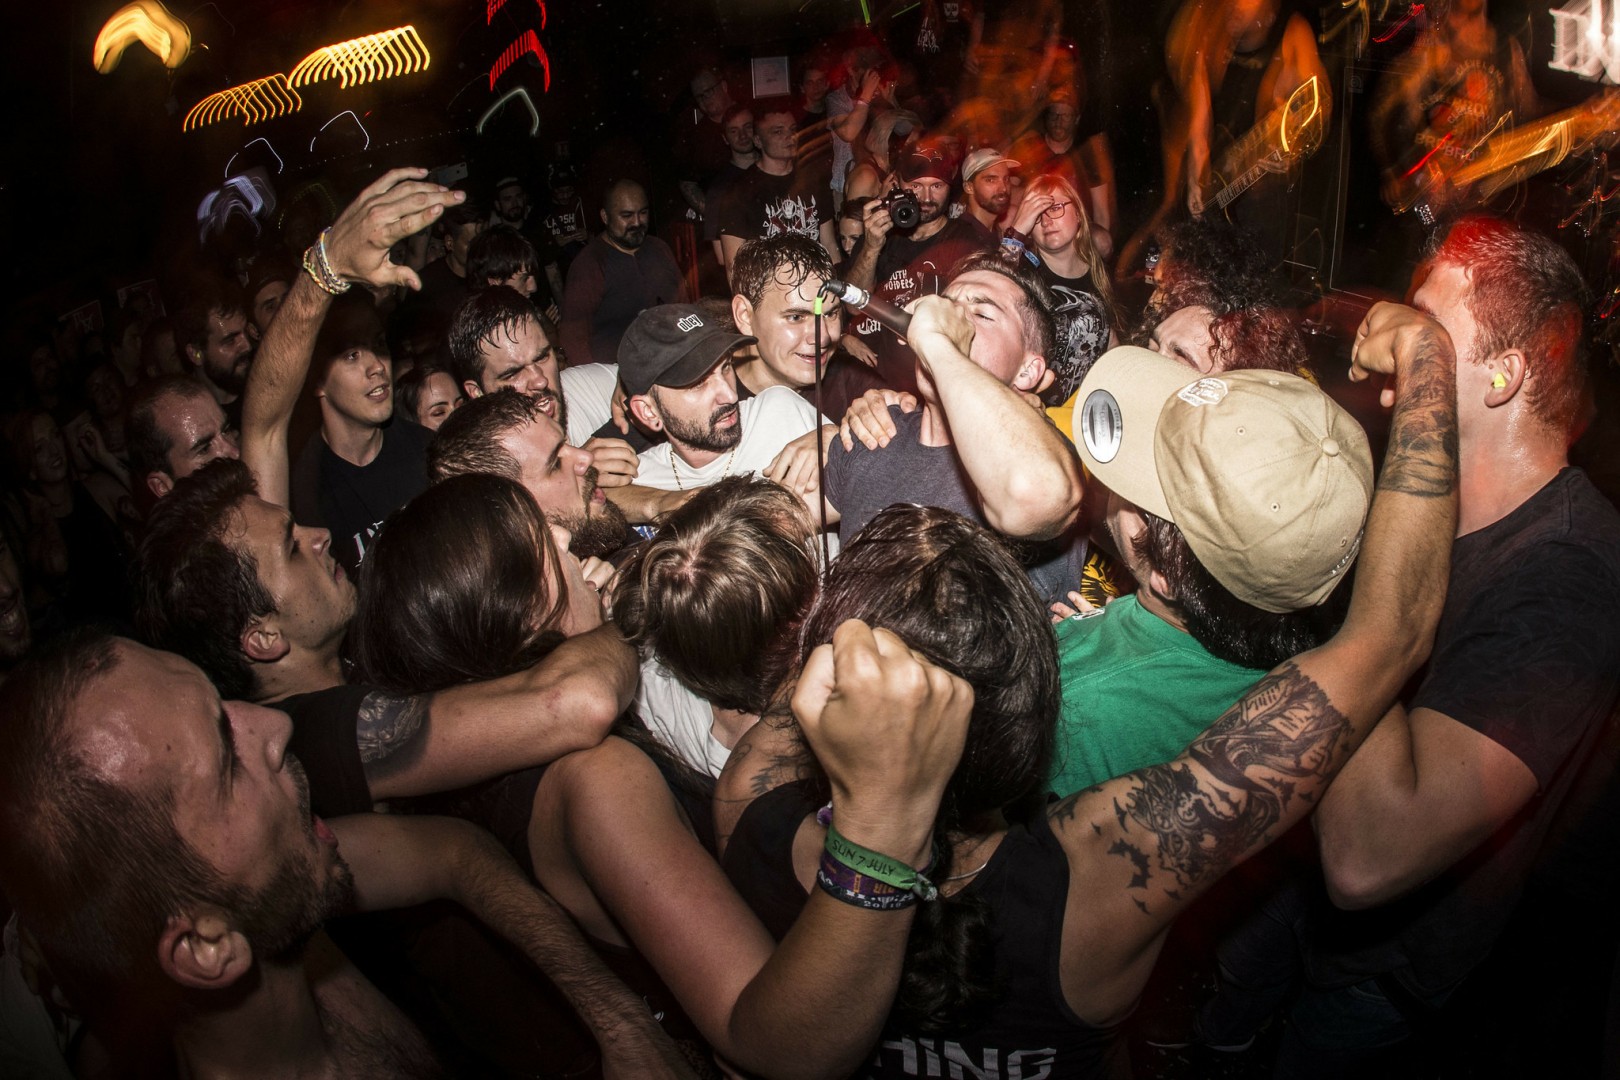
[
  {"xmin": 1403, "ymin": 133, "xmax": 1452, "ymax": 178},
  {"xmin": 489, "ymin": 29, "xmax": 550, "ymax": 91},
  {"xmin": 1373, "ymin": 4, "xmax": 1423, "ymax": 44},
  {"xmin": 488, "ymin": 0, "xmax": 545, "ymax": 26}
]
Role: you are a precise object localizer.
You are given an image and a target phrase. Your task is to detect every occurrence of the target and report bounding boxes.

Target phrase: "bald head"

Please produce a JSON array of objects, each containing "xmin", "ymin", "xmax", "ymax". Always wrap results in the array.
[{"xmin": 601, "ymin": 180, "xmax": 650, "ymax": 252}]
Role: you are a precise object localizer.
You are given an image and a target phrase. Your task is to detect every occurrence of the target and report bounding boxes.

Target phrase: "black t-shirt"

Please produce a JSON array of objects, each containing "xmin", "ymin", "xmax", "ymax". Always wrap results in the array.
[
  {"xmin": 291, "ymin": 417, "xmax": 432, "ymax": 575},
  {"xmin": 280, "ymin": 682, "xmax": 375, "ymax": 818},
  {"xmin": 702, "ymin": 162, "xmax": 753, "ymax": 243},
  {"xmin": 406, "ymin": 258, "xmax": 472, "ymax": 339},
  {"xmin": 714, "ymin": 167, "xmax": 833, "ymax": 245},
  {"xmin": 1032, "ymin": 259, "xmax": 1111, "ymax": 405},
  {"xmin": 1305, "ymin": 468, "xmax": 1620, "ymax": 997},
  {"xmin": 850, "ymin": 216, "xmax": 992, "ymax": 394},
  {"xmin": 723, "ymin": 778, "xmax": 1129, "ymax": 1078}
]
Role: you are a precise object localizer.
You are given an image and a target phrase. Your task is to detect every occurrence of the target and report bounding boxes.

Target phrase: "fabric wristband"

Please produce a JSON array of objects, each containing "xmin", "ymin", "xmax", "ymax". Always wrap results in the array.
[
  {"xmin": 824, "ymin": 823, "xmax": 939, "ymax": 901},
  {"xmin": 816, "ymin": 849, "xmax": 918, "ymax": 910}
]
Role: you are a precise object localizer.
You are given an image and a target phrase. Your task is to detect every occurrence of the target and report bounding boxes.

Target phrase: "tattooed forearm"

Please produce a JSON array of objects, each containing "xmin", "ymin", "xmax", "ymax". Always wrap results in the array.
[
  {"xmin": 356, "ymin": 690, "xmax": 430, "ymax": 770},
  {"xmin": 1105, "ymin": 663, "xmax": 1350, "ymax": 902},
  {"xmin": 1377, "ymin": 329, "xmax": 1458, "ymax": 499}
]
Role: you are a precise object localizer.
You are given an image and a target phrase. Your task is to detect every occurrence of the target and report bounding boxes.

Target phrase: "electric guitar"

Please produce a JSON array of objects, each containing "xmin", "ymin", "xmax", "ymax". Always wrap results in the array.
[
  {"xmin": 1197, "ymin": 75, "xmax": 1327, "ymax": 216},
  {"xmin": 1389, "ymin": 88, "xmax": 1620, "ymax": 222}
]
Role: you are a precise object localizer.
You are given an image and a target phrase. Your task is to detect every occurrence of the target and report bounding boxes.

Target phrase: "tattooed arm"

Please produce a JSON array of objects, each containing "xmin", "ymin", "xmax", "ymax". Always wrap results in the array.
[
  {"xmin": 1049, "ymin": 301, "xmax": 1460, "ymax": 1025},
  {"xmin": 712, "ymin": 694, "xmax": 815, "ymax": 858},
  {"xmin": 361, "ymin": 622, "xmax": 637, "ymax": 799}
]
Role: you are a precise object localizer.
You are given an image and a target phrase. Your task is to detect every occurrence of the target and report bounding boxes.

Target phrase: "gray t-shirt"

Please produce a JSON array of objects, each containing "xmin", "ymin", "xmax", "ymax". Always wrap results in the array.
[{"xmin": 824, "ymin": 405, "xmax": 1088, "ymax": 605}]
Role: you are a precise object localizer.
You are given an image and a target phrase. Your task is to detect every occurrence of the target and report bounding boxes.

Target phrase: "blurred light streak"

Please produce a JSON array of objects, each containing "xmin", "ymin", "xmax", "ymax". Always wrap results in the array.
[{"xmin": 93, "ymin": 0, "xmax": 192, "ymax": 73}]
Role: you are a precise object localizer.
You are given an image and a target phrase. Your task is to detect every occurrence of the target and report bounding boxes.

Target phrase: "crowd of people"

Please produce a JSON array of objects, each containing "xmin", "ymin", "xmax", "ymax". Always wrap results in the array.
[{"xmin": 3, "ymin": 0, "xmax": 1619, "ymax": 1077}]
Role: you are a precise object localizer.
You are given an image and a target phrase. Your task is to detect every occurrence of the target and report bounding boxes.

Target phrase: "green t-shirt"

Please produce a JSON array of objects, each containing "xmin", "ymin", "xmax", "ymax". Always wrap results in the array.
[{"xmin": 1047, "ymin": 594, "xmax": 1266, "ymax": 797}]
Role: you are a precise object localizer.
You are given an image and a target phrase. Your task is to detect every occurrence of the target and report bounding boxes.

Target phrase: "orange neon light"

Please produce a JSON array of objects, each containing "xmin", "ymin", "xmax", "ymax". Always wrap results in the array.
[
  {"xmin": 93, "ymin": 0, "xmax": 192, "ymax": 73},
  {"xmin": 489, "ymin": 29, "xmax": 550, "ymax": 91},
  {"xmin": 289, "ymin": 25, "xmax": 430, "ymax": 89},
  {"xmin": 183, "ymin": 75, "xmax": 303, "ymax": 131}
]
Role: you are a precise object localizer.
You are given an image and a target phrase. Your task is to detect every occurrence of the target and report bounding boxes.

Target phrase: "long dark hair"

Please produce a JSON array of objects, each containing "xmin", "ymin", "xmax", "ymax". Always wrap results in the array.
[
  {"xmin": 792, "ymin": 504, "xmax": 1059, "ymax": 1031},
  {"xmin": 351, "ymin": 473, "xmax": 568, "ymax": 691}
]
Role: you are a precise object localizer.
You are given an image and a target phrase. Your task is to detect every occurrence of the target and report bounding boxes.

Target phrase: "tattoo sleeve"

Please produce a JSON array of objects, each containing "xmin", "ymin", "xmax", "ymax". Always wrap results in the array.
[
  {"xmin": 1377, "ymin": 329, "xmax": 1458, "ymax": 499},
  {"xmin": 355, "ymin": 690, "xmax": 430, "ymax": 777},
  {"xmin": 1053, "ymin": 661, "xmax": 1350, "ymax": 913}
]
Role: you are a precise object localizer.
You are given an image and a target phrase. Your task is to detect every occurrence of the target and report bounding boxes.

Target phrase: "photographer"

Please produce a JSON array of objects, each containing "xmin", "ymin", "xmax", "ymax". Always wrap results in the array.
[{"xmin": 841, "ymin": 146, "xmax": 993, "ymax": 393}]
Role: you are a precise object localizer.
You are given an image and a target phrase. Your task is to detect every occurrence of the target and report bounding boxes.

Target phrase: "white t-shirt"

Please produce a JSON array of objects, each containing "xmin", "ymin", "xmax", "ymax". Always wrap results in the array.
[
  {"xmin": 634, "ymin": 385, "xmax": 824, "ymax": 490},
  {"xmin": 561, "ymin": 363, "xmax": 619, "ymax": 446},
  {"xmin": 635, "ymin": 659, "xmax": 732, "ymax": 777}
]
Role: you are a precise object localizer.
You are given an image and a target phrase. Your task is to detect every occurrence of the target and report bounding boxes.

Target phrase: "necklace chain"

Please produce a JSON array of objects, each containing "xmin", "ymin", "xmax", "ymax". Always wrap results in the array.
[{"xmin": 670, "ymin": 443, "xmax": 738, "ymax": 491}]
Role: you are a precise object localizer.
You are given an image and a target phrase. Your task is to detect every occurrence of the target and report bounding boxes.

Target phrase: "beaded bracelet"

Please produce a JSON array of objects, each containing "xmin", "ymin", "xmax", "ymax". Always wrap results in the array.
[{"xmin": 301, "ymin": 228, "xmax": 352, "ymax": 295}]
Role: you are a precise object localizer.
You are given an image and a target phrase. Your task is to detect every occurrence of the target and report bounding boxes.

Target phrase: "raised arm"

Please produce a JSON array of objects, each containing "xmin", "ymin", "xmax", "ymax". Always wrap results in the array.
[
  {"xmin": 331, "ymin": 813, "xmax": 695, "ymax": 1079},
  {"xmin": 549, "ymin": 621, "xmax": 970, "ymax": 1079},
  {"xmin": 1049, "ymin": 301, "xmax": 1460, "ymax": 1024},
  {"xmin": 362, "ymin": 622, "xmax": 636, "ymax": 800},
  {"xmin": 908, "ymin": 294, "xmax": 1083, "ymax": 539},
  {"xmin": 242, "ymin": 169, "xmax": 464, "ymax": 506}
]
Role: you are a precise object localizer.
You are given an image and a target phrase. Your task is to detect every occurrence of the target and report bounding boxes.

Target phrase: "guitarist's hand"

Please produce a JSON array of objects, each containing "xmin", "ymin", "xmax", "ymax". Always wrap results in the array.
[{"xmin": 1187, "ymin": 185, "xmax": 1205, "ymax": 218}]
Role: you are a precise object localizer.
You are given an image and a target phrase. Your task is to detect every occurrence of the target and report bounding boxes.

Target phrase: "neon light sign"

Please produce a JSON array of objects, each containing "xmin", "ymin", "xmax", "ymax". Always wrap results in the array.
[
  {"xmin": 289, "ymin": 26, "xmax": 430, "ymax": 89},
  {"xmin": 1551, "ymin": 0, "xmax": 1620, "ymax": 82},
  {"xmin": 489, "ymin": 28, "xmax": 550, "ymax": 91},
  {"xmin": 93, "ymin": 0, "xmax": 192, "ymax": 73},
  {"xmin": 184, "ymin": 75, "xmax": 302, "ymax": 130}
]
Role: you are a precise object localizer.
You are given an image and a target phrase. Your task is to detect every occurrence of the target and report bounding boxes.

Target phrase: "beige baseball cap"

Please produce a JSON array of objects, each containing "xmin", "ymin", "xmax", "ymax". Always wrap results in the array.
[{"xmin": 1073, "ymin": 346, "xmax": 1373, "ymax": 614}]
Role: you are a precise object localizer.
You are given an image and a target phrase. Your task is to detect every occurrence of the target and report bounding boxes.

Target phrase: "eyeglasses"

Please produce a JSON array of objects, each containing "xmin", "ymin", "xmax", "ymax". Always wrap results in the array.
[{"xmin": 1038, "ymin": 201, "xmax": 1072, "ymax": 221}]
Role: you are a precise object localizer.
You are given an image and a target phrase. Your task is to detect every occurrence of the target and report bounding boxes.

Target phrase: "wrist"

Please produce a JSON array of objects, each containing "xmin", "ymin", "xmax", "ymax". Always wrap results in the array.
[{"xmin": 822, "ymin": 797, "xmax": 937, "ymax": 867}]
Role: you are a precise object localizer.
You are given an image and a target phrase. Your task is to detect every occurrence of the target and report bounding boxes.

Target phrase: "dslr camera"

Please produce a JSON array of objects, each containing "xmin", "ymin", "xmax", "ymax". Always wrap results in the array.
[{"xmin": 878, "ymin": 187, "xmax": 921, "ymax": 230}]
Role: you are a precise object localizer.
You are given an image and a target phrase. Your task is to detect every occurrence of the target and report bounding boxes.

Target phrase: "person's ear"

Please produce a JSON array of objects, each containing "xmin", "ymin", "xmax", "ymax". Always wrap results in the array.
[
  {"xmin": 1485, "ymin": 350, "xmax": 1527, "ymax": 408},
  {"xmin": 1013, "ymin": 354, "xmax": 1048, "ymax": 394},
  {"xmin": 1146, "ymin": 567, "xmax": 1177, "ymax": 605},
  {"xmin": 158, "ymin": 908, "xmax": 254, "ymax": 992},
  {"xmin": 628, "ymin": 395, "xmax": 664, "ymax": 433},
  {"xmin": 463, "ymin": 380, "xmax": 484, "ymax": 400},
  {"xmin": 185, "ymin": 344, "xmax": 203, "ymax": 369},
  {"xmin": 146, "ymin": 471, "xmax": 174, "ymax": 500},
  {"xmin": 241, "ymin": 618, "xmax": 290, "ymax": 664},
  {"xmin": 732, "ymin": 294, "xmax": 756, "ymax": 336},
  {"xmin": 599, "ymin": 207, "xmax": 609, "ymax": 227}
]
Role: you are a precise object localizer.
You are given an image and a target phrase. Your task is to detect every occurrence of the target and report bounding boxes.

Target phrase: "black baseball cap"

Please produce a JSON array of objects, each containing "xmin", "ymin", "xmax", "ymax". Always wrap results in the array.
[{"xmin": 618, "ymin": 304, "xmax": 757, "ymax": 396}]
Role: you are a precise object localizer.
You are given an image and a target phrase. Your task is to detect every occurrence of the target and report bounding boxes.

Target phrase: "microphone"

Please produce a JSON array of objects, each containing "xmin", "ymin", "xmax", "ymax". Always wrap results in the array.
[{"xmin": 822, "ymin": 279, "xmax": 911, "ymax": 337}]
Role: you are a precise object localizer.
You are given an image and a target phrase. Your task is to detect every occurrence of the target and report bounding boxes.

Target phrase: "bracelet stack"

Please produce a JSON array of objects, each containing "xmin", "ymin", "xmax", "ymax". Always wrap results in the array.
[
  {"xmin": 301, "ymin": 228, "xmax": 352, "ymax": 295},
  {"xmin": 815, "ymin": 821, "xmax": 939, "ymax": 911}
]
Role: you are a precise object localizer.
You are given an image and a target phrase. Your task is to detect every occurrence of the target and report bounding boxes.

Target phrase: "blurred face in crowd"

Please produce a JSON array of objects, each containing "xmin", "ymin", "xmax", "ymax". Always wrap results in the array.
[
  {"xmin": 148, "ymin": 390, "xmax": 239, "ymax": 497},
  {"xmin": 967, "ymin": 162, "xmax": 1015, "ymax": 219},
  {"xmin": 80, "ymin": 644, "xmax": 354, "ymax": 965},
  {"xmin": 639, "ymin": 357, "xmax": 743, "ymax": 454},
  {"xmin": 412, "ymin": 371, "xmax": 465, "ymax": 431},
  {"xmin": 734, "ymin": 270, "xmax": 844, "ymax": 390},
  {"xmin": 494, "ymin": 184, "xmax": 528, "ymax": 225},
  {"xmin": 318, "ymin": 347, "xmax": 394, "ymax": 430},
  {"xmin": 28, "ymin": 414, "xmax": 68, "ymax": 486},
  {"xmin": 497, "ymin": 414, "xmax": 629, "ymax": 559},
  {"xmin": 495, "ymin": 267, "xmax": 539, "ymax": 299},
  {"xmin": 903, "ymin": 175, "xmax": 951, "ymax": 226},
  {"xmin": 85, "ymin": 365, "xmax": 125, "ymax": 421},
  {"xmin": 231, "ymin": 495, "xmax": 356, "ymax": 650},
  {"xmin": 801, "ymin": 66, "xmax": 830, "ymax": 106},
  {"xmin": 838, "ymin": 216, "xmax": 863, "ymax": 256},
  {"xmin": 755, "ymin": 112, "xmax": 799, "ymax": 165},
  {"xmin": 251, "ymin": 280, "xmax": 290, "ymax": 337},
  {"xmin": 691, "ymin": 70, "xmax": 731, "ymax": 120},
  {"xmin": 602, "ymin": 184, "xmax": 651, "ymax": 253},
  {"xmin": 1149, "ymin": 305, "xmax": 1219, "ymax": 374},
  {"xmin": 723, "ymin": 111, "xmax": 756, "ymax": 156},
  {"xmin": 1045, "ymin": 101, "xmax": 1078, "ymax": 143},
  {"xmin": 938, "ymin": 270, "xmax": 1043, "ymax": 391},
  {"xmin": 469, "ymin": 316, "xmax": 565, "ymax": 430},
  {"xmin": 0, "ymin": 532, "xmax": 32, "ymax": 666},
  {"xmin": 445, "ymin": 221, "xmax": 483, "ymax": 271},
  {"xmin": 1033, "ymin": 191, "xmax": 1082, "ymax": 253},
  {"xmin": 192, "ymin": 308, "xmax": 255, "ymax": 397}
]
